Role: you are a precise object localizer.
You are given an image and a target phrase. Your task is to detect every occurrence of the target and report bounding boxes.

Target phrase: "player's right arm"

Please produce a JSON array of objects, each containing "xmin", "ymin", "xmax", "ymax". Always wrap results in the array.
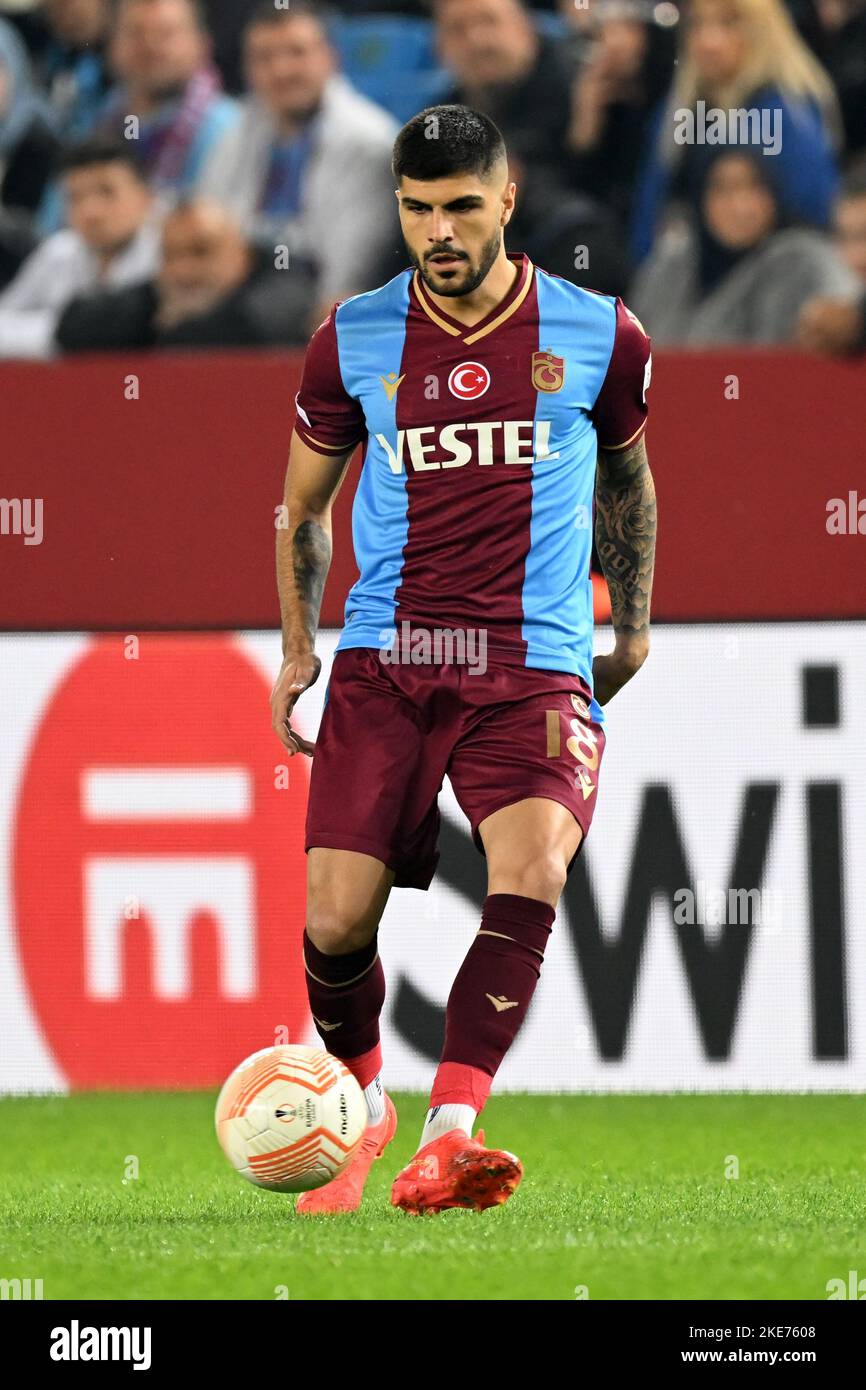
[
  {"xmin": 270, "ymin": 308, "xmax": 366, "ymax": 755},
  {"xmin": 271, "ymin": 436, "xmax": 355, "ymax": 755}
]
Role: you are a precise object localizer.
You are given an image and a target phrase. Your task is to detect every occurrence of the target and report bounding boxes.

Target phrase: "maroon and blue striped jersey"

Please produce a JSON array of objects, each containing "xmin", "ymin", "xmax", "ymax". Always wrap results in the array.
[{"xmin": 294, "ymin": 252, "xmax": 651, "ymax": 719}]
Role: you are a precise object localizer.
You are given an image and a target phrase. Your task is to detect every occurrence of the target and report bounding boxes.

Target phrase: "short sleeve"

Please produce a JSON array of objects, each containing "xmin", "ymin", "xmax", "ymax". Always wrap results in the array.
[
  {"xmin": 591, "ymin": 298, "xmax": 652, "ymax": 451},
  {"xmin": 294, "ymin": 307, "xmax": 366, "ymax": 456}
]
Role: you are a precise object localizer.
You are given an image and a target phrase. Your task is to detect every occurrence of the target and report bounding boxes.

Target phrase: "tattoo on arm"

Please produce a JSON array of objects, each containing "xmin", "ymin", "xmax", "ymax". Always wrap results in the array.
[
  {"xmin": 594, "ymin": 436, "xmax": 657, "ymax": 641},
  {"xmin": 287, "ymin": 519, "xmax": 331, "ymax": 648}
]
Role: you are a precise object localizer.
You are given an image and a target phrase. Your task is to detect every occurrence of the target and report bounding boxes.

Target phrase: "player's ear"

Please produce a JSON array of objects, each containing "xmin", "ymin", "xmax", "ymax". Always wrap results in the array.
[{"xmin": 501, "ymin": 182, "xmax": 517, "ymax": 227}]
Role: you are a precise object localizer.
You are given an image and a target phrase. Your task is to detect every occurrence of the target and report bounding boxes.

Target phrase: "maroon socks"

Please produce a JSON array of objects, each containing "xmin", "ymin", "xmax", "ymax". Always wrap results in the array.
[
  {"xmin": 303, "ymin": 929, "xmax": 385, "ymax": 1088},
  {"xmin": 303, "ymin": 893, "xmax": 556, "ymax": 1120},
  {"xmin": 429, "ymin": 893, "xmax": 555, "ymax": 1113}
]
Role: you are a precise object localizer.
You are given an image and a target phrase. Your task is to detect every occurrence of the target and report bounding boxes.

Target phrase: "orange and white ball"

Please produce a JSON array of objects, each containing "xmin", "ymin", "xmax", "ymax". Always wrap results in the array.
[{"xmin": 215, "ymin": 1045, "xmax": 367, "ymax": 1192}]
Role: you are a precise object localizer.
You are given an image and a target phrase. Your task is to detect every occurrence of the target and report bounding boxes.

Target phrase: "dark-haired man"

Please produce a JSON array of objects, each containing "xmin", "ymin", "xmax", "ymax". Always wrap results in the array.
[
  {"xmin": 431, "ymin": 0, "xmax": 634, "ymax": 295},
  {"xmin": 197, "ymin": 0, "xmax": 397, "ymax": 327},
  {"xmin": 97, "ymin": 0, "xmax": 238, "ymax": 196},
  {"xmin": 0, "ymin": 139, "xmax": 158, "ymax": 358},
  {"xmin": 271, "ymin": 105, "xmax": 656, "ymax": 1215},
  {"xmin": 434, "ymin": 0, "xmax": 575, "ymax": 187}
]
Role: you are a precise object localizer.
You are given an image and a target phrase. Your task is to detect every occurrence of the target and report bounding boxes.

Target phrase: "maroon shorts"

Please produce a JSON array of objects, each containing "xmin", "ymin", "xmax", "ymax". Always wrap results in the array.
[{"xmin": 304, "ymin": 646, "xmax": 605, "ymax": 890}]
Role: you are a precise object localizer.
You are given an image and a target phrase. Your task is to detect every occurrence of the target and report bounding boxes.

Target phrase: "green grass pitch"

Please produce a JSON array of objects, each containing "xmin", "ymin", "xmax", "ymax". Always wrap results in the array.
[{"xmin": 1, "ymin": 1093, "xmax": 864, "ymax": 1300}]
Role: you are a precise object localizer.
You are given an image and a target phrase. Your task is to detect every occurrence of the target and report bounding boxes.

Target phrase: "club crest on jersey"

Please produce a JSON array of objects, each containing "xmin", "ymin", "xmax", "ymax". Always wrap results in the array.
[
  {"xmin": 532, "ymin": 350, "xmax": 565, "ymax": 393},
  {"xmin": 570, "ymin": 693, "xmax": 591, "ymax": 721},
  {"xmin": 448, "ymin": 361, "xmax": 490, "ymax": 400}
]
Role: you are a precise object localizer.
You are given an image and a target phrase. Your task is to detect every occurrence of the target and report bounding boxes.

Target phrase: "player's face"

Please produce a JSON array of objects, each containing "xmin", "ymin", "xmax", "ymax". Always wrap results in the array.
[{"xmin": 396, "ymin": 171, "xmax": 515, "ymax": 298}]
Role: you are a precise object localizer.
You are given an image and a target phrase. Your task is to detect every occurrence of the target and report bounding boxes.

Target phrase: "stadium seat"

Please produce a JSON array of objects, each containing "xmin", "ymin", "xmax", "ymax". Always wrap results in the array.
[
  {"xmin": 329, "ymin": 16, "xmax": 451, "ymax": 124},
  {"xmin": 330, "ymin": 11, "xmax": 570, "ymax": 124}
]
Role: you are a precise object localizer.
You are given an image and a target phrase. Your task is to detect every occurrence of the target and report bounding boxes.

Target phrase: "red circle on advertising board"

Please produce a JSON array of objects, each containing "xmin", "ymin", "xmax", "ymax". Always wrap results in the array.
[{"xmin": 12, "ymin": 636, "xmax": 311, "ymax": 1088}]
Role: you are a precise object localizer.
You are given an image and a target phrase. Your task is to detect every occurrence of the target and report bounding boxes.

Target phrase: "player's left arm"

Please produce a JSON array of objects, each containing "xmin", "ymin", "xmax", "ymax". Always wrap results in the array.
[
  {"xmin": 591, "ymin": 300, "xmax": 657, "ymax": 706},
  {"xmin": 270, "ymin": 305, "xmax": 365, "ymax": 754},
  {"xmin": 593, "ymin": 434, "xmax": 657, "ymax": 705}
]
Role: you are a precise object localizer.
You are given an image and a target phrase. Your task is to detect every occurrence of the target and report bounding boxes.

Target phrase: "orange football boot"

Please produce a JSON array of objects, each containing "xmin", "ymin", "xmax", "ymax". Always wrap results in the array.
[
  {"xmin": 391, "ymin": 1127, "xmax": 523, "ymax": 1215},
  {"xmin": 295, "ymin": 1094, "xmax": 398, "ymax": 1214}
]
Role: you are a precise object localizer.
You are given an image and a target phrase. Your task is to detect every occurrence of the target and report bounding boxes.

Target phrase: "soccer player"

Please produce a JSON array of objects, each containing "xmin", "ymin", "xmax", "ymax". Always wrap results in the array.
[{"xmin": 271, "ymin": 105, "xmax": 656, "ymax": 1215}]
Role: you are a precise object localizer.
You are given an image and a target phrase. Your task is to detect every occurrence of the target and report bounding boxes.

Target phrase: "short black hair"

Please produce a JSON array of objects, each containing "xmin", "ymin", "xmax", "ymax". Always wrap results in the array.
[
  {"xmin": 245, "ymin": 0, "xmax": 335, "ymax": 41},
  {"xmin": 392, "ymin": 105, "xmax": 508, "ymax": 183},
  {"xmin": 57, "ymin": 138, "xmax": 148, "ymax": 181}
]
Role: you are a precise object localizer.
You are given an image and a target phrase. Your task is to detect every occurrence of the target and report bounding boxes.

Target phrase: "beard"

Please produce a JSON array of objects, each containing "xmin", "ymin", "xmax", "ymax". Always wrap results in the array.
[{"xmin": 407, "ymin": 227, "xmax": 503, "ymax": 298}]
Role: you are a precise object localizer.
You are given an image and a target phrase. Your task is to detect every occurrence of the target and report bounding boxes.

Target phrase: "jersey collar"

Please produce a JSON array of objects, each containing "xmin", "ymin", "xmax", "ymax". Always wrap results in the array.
[{"xmin": 411, "ymin": 252, "xmax": 534, "ymax": 346}]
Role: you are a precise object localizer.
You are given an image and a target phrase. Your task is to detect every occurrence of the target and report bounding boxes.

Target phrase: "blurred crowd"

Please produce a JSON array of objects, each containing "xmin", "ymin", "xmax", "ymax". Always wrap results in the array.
[{"xmin": 1, "ymin": 0, "xmax": 865, "ymax": 357}]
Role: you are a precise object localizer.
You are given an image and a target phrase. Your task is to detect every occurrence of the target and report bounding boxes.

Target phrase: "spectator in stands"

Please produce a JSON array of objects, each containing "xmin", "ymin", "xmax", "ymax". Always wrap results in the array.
[
  {"xmin": 503, "ymin": 156, "xmax": 634, "ymax": 295},
  {"xmin": 835, "ymin": 170, "xmax": 866, "ymax": 281},
  {"xmin": 97, "ymin": 0, "xmax": 238, "ymax": 197},
  {"xmin": 37, "ymin": 0, "xmax": 113, "ymax": 138},
  {"xmin": 435, "ymin": 0, "xmax": 576, "ymax": 189},
  {"xmin": 56, "ymin": 197, "xmax": 316, "ymax": 351},
  {"xmin": 0, "ymin": 137, "xmax": 158, "ymax": 358},
  {"xmin": 0, "ymin": 17, "xmax": 59, "ymax": 215},
  {"xmin": 0, "ymin": 3, "xmax": 47, "ymax": 60},
  {"xmin": 798, "ymin": 169, "xmax": 866, "ymax": 351},
  {"xmin": 565, "ymin": 0, "xmax": 677, "ymax": 228},
  {"xmin": 631, "ymin": 0, "xmax": 842, "ymax": 262},
  {"xmin": 629, "ymin": 148, "xmax": 860, "ymax": 343},
  {"xmin": 433, "ymin": 0, "xmax": 632, "ymax": 292},
  {"xmin": 809, "ymin": 0, "xmax": 866, "ymax": 157},
  {"xmin": 197, "ymin": 1, "xmax": 397, "ymax": 325}
]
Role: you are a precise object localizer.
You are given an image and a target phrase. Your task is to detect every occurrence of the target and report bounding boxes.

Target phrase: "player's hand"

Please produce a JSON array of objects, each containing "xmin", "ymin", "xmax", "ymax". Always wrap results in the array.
[
  {"xmin": 592, "ymin": 637, "xmax": 648, "ymax": 706},
  {"xmin": 270, "ymin": 650, "xmax": 321, "ymax": 756}
]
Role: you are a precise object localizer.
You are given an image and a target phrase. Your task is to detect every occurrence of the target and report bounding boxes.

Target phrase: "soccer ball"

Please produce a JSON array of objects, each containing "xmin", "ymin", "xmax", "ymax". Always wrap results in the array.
[{"xmin": 215, "ymin": 1044, "xmax": 368, "ymax": 1192}]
